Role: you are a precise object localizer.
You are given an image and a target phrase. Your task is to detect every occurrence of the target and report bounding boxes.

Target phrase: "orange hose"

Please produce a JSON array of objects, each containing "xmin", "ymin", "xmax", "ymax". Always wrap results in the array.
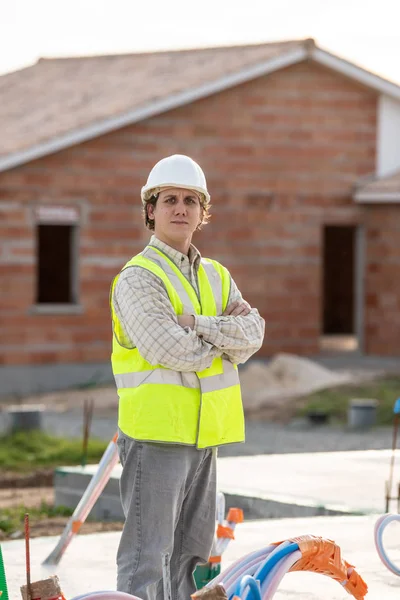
[{"xmin": 286, "ymin": 535, "xmax": 367, "ymax": 599}]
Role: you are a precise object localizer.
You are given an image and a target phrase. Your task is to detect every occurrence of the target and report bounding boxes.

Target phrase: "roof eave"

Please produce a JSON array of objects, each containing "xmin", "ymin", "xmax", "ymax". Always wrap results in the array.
[
  {"xmin": 2, "ymin": 43, "xmax": 400, "ymax": 175},
  {"xmin": 354, "ymin": 191, "xmax": 400, "ymax": 203},
  {"xmin": 311, "ymin": 47, "xmax": 400, "ymax": 100},
  {"xmin": 0, "ymin": 46, "xmax": 308, "ymax": 174}
]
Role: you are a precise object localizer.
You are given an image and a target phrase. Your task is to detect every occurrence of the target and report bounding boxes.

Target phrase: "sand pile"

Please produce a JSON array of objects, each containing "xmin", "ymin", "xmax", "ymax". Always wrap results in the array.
[{"xmin": 240, "ymin": 353, "xmax": 354, "ymax": 412}]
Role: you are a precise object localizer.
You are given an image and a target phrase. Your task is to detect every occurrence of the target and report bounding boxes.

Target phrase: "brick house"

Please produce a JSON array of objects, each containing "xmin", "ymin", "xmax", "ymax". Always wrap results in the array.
[{"xmin": 1, "ymin": 38, "xmax": 400, "ymax": 396}]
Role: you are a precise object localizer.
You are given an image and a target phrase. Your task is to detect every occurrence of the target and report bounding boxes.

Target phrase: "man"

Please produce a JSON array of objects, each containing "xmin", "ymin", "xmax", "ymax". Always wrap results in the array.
[{"xmin": 111, "ymin": 154, "xmax": 265, "ymax": 600}]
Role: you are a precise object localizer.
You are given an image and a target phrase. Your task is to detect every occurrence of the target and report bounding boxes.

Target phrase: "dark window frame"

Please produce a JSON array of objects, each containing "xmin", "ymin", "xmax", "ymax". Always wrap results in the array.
[
  {"xmin": 30, "ymin": 207, "xmax": 81, "ymax": 315},
  {"xmin": 36, "ymin": 223, "xmax": 79, "ymax": 305}
]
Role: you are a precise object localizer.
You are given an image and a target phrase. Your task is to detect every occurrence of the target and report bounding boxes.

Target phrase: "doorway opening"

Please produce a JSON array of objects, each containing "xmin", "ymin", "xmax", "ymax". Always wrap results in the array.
[{"xmin": 321, "ymin": 225, "xmax": 358, "ymax": 353}]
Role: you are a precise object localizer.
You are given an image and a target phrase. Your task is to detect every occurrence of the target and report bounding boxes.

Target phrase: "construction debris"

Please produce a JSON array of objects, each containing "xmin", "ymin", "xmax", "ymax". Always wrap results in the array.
[
  {"xmin": 20, "ymin": 575, "xmax": 65, "ymax": 600},
  {"xmin": 191, "ymin": 583, "xmax": 228, "ymax": 600}
]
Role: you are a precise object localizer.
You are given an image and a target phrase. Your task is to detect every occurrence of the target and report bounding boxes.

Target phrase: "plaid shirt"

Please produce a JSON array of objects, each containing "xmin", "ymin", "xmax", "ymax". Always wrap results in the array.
[{"xmin": 112, "ymin": 235, "xmax": 265, "ymax": 371}]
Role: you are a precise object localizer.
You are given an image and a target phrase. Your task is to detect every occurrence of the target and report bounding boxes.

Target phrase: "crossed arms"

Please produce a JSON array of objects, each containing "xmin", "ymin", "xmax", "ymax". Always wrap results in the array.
[{"xmin": 113, "ymin": 266, "xmax": 265, "ymax": 372}]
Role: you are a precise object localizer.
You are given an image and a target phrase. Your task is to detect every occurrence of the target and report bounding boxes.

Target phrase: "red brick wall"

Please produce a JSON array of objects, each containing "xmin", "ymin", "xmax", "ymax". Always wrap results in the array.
[
  {"xmin": 0, "ymin": 60, "xmax": 378, "ymax": 366},
  {"xmin": 364, "ymin": 205, "xmax": 400, "ymax": 355}
]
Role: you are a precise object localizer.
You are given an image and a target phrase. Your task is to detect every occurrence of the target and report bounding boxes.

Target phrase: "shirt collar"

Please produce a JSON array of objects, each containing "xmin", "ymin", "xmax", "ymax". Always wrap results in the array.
[{"xmin": 149, "ymin": 235, "xmax": 202, "ymax": 269}]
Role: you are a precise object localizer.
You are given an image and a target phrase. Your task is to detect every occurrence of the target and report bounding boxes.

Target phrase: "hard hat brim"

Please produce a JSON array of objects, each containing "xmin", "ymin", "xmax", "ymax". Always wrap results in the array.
[{"xmin": 141, "ymin": 183, "xmax": 210, "ymax": 205}]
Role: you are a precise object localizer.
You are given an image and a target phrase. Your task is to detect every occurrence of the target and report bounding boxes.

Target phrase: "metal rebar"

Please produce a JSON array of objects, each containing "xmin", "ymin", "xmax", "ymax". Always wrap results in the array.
[
  {"xmin": 387, "ymin": 415, "xmax": 399, "ymax": 512},
  {"xmin": 24, "ymin": 513, "xmax": 31, "ymax": 600}
]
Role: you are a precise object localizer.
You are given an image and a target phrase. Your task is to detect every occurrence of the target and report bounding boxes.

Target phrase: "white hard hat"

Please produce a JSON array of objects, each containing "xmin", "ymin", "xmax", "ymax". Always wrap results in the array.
[{"xmin": 141, "ymin": 154, "xmax": 210, "ymax": 204}]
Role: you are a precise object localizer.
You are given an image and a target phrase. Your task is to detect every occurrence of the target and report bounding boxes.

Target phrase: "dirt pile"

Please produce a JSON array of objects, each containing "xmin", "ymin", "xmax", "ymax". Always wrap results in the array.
[{"xmin": 240, "ymin": 353, "xmax": 363, "ymax": 413}]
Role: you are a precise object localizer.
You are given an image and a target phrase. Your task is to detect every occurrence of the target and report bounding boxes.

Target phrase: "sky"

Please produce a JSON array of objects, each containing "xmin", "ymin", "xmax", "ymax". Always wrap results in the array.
[{"xmin": 1, "ymin": 0, "xmax": 400, "ymax": 84}]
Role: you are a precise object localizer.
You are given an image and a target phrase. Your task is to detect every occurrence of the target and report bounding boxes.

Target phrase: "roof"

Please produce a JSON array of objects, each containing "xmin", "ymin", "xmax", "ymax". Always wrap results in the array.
[
  {"xmin": 2, "ymin": 37, "xmax": 400, "ymax": 174},
  {"xmin": 354, "ymin": 169, "xmax": 400, "ymax": 202}
]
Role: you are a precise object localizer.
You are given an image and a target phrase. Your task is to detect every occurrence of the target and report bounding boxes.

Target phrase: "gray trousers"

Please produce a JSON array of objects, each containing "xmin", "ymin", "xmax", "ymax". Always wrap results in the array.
[{"xmin": 116, "ymin": 430, "xmax": 217, "ymax": 600}]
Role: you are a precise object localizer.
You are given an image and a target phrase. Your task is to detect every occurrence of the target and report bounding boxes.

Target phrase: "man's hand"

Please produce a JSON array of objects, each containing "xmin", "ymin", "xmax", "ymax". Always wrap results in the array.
[
  {"xmin": 177, "ymin": 315, "xmax": 195, "ymax": 329},
  {"xmin": 223, "ymin": 300, "xmax": 251, "ymax": 317}
]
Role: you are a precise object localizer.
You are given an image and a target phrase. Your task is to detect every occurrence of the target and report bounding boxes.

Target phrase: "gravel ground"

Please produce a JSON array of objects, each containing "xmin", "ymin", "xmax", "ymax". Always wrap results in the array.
[{"xmin": 3, "ymin": 409, "xmax": 392, "ymax": 458}]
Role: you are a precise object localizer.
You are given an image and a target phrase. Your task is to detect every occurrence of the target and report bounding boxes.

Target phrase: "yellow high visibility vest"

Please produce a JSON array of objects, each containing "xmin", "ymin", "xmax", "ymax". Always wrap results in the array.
[{"xmin": 110, "ymin": 245, "xmax": 245, "ymax": 448}]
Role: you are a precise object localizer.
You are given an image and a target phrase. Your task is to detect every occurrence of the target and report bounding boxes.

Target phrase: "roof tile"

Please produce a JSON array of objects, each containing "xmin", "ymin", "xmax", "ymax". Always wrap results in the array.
[{"xmin": 0, "ymin": 40, "xmax": 304, "ymax": 159}]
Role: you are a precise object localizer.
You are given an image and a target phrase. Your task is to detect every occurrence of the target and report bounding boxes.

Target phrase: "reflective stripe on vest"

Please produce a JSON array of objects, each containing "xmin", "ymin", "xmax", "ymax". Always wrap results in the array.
[
  {"xmin": 114, "ymin": 360, "xmax": 239, "ymax": 393},
  {"xmin": 146, "ymin": 246, "xmax": 218, "ymax": 317},
  {"xmin": 144, "ymin": 246, "xmax": 198, "ymax": 314},
  {"xmin": 200, "ymin": 259, "xmax": 223, "ymax": 316},
  {"xmin": 110, "ymin": 248, "xmax": 244, "ymax": 448}
]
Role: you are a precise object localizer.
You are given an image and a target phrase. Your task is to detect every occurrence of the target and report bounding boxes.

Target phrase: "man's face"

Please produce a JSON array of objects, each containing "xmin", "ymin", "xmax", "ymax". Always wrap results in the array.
[{"xmin": 148, "ymin": 187, "xmax": 203, "ymax": 245}]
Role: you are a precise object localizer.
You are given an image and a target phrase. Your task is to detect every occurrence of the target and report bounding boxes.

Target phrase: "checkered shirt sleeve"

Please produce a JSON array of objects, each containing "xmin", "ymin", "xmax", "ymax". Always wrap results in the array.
[
  {"xmin": 112, "ymin": 238, "xmax": 265, "ymax": 369},
  {"xmin": 193, "ymin": 277, "xmax": 265, "ymax": 364},
  {"xmin": 113, "ymin": 266, "xmax": 221, "ymax": 372}
]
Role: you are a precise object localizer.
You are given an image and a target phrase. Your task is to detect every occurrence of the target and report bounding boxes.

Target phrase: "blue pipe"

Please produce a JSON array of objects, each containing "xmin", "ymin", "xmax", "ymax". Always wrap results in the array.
[
  {"xmin": 253, "ymin": 542, "xmax": 299, "ymax": 584},
  {"xmin": 232, "ymin": 542, "xmax": 299, "ymax": 600},
  {"xmin": 238, "ymin": 542, "xmax": 291, "ymax": 600},
  {"xmin": 237, "ymin": 576, "xmax": 262, "ymax": 600}
]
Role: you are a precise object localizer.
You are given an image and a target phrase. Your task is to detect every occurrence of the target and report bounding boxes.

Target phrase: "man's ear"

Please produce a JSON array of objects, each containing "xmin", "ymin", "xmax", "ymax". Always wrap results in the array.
[{"xmin": 148, "ymin": 204, "xmax": 155, "ymax": 220}]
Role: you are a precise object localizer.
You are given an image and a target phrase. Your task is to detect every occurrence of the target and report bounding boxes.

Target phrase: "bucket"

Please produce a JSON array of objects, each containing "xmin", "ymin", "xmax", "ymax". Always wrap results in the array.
[
  {"xmin": 348, "ymin": 398, "xmax": 378, "ymax": 429},
  {"xmin": 5, "ymin": 404, "xmax": 45, "ymax": 433}
]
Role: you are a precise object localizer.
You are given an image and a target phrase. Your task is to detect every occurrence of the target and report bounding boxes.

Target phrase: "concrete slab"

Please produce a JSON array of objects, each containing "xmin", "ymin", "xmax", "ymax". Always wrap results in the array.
[
  {"xmin": 55, "ymin": 464, "xmax": 122, "ymax": 521},
  {"xmin": 54, "ymin": 450, "xmax": 398, "ymax": 520},
  {"xmin": 217, "ymin": 449, "xmax": 397, "ymax": 516},
  {"xmin": 2, "ymin": 514, "xmax": 400, "ymax": 599}
]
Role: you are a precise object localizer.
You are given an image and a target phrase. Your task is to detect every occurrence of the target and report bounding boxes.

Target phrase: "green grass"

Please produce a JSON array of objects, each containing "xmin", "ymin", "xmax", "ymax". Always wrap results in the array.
[
  {"xmin": 0, "ymin": 431, "xmax": 108, "ymax": 472},
  {"xmin": 0, "ymin": 502, "xmax": 73, "ymax": 535},
  {"xmin": 297, "ymin": 376, "xmax": 400, "ymax": 425},
  {"xmin": 0, "ymin": 432, "xmax": 109, "ymax": 538}
]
